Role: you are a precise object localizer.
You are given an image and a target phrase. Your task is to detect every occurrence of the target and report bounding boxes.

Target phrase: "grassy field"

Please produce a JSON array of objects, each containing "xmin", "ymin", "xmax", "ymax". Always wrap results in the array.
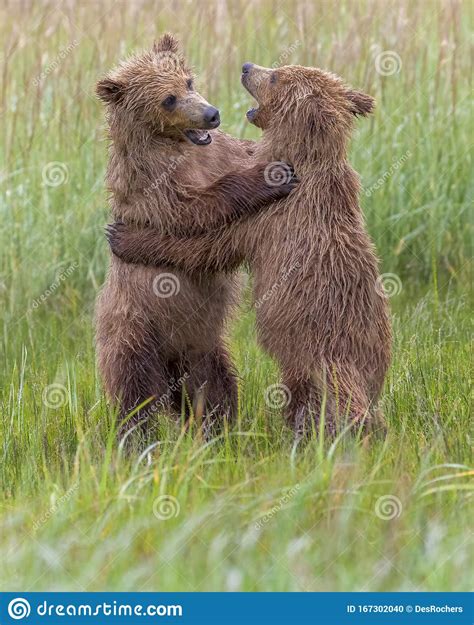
[{"xmin": 0, "ymin": 0, "xmax": 472, "ymax": 591}]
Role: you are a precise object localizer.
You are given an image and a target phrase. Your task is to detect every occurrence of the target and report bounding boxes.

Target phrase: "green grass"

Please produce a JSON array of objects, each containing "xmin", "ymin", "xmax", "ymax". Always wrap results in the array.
[{"xmin": 0, "ymin": 0, "xmax": 472, "ymax": 591}]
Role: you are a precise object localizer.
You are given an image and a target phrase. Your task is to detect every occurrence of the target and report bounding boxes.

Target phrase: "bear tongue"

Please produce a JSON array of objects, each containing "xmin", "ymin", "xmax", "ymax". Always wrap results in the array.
[{"xmin": 183, "ymin": 129, "xmax": 212, "ymax": 145}]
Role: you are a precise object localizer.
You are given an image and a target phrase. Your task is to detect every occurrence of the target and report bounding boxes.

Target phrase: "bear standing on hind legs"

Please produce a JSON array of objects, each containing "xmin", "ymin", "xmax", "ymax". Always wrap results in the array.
[
  {"xmin": 95, "ymin": 36, "xmax": 297, "ymax": 437},
  {"xmin": 108, "ymin": 61, "xmax": 392, "ymax": 437}
]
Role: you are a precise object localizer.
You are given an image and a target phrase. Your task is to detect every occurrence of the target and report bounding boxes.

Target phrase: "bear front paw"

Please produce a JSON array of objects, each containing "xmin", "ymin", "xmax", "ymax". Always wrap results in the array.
[{"xmin": 105, "ymin": 221, "xmax": 130, "ymax": 260}]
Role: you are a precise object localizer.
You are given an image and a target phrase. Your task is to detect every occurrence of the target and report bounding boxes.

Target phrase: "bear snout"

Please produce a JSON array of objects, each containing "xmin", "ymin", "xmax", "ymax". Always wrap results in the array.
[
  {"xmin": 203, "ymin": 106, "xmax": 220, "ymax": 128},
  {"xmin": 242, "ymin": 62, "xmax": 254, "ymax": 74}
]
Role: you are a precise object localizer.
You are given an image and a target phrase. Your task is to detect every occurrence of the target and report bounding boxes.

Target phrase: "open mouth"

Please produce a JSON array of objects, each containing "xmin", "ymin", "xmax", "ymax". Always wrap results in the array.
[
  {"xmin": 241, "ymin": 75, "xmax": 260, "ymax": 123},
  {"xmin": 246, "ymin": 106, "xmax": 259, "ymax": 122},
  {"xmin": 183, "ymin": 129, "xmax": 212, "ymax": 146}
]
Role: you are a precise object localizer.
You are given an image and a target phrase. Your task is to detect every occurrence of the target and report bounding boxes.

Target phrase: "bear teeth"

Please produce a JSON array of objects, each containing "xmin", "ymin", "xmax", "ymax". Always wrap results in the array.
[{"xmin": 183, "ymin": 129, "xmax": 212, "ymax": 145}]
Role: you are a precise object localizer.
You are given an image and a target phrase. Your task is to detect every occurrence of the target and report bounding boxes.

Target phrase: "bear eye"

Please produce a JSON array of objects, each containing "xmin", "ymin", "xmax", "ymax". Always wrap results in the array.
[
  {"xmin": 270, "ymin": 72, "xmax": 277, "ymax": 85},
  {"xmin": 186, "ymin": 78, "xmax": 193, "ymax": 90},
  {"xmin": 162, "ymin": 95, "xmax": 177, "ymax": 109}
]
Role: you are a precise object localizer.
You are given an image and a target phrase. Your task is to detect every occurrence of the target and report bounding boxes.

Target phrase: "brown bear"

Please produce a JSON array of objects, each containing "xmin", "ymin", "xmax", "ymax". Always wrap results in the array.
[
  {"xmin": 95, "ymin": 37, "xmax": 297, "ymax": 436},
  {"xmin": 107, "ymin": 61, "xmax": 392, "ymax": 435}
]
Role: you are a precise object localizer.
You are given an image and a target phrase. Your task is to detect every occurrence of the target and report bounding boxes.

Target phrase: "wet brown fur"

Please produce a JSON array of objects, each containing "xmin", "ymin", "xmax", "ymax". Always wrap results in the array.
[
  {"xmin": 95, "ymin": 38, "xmax": 296, "ymax": 435},
  {"xmin": 109, "ymin": 63, "xmax": 392, "ymax": 435}
]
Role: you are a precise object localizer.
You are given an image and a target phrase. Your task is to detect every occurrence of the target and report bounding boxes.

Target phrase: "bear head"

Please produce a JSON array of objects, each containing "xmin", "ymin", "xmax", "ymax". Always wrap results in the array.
[
  {"xmin": 241, "ymin": 62, "xmax": 374, "ymax": 163},
  {"xmin": 97, "ymin": 34, "xmax": 220, "ymax": 145}
]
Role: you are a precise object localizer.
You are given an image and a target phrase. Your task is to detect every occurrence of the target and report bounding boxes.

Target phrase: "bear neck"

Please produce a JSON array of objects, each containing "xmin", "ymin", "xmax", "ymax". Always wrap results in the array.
[
  {"xmin": 260, "ymin": 130, "xmax": 348, "ymax": 176},
  {"xmin": 104, "ymin": 112, "xmax": 188, "ymax": 227},
  {"xmin": 258, "ymin": 131, "xmax": 364, "ymax": 222}
]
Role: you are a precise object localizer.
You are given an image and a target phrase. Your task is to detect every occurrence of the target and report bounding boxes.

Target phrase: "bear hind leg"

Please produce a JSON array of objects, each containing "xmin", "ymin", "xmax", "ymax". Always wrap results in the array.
[
  {"xmin": 184, "ymin": 345, "xmax": 238, "ymax": 436},
  {"xmin": 98, "ymin": 330, "xmax": 175, "ymax": 440}
]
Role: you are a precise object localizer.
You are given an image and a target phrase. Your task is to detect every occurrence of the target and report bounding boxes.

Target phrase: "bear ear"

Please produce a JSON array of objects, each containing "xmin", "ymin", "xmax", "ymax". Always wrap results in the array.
[
  {"xmin": 153, "ymin": 33, "xmax": 180, "ymax": 54},
  {"xmin": 346, "ymin": 89, "xmax": 375, "ymax": 116},
  {"xmin": 96, "ymin": 77, "xmax": 125, "ymax": 104}
]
